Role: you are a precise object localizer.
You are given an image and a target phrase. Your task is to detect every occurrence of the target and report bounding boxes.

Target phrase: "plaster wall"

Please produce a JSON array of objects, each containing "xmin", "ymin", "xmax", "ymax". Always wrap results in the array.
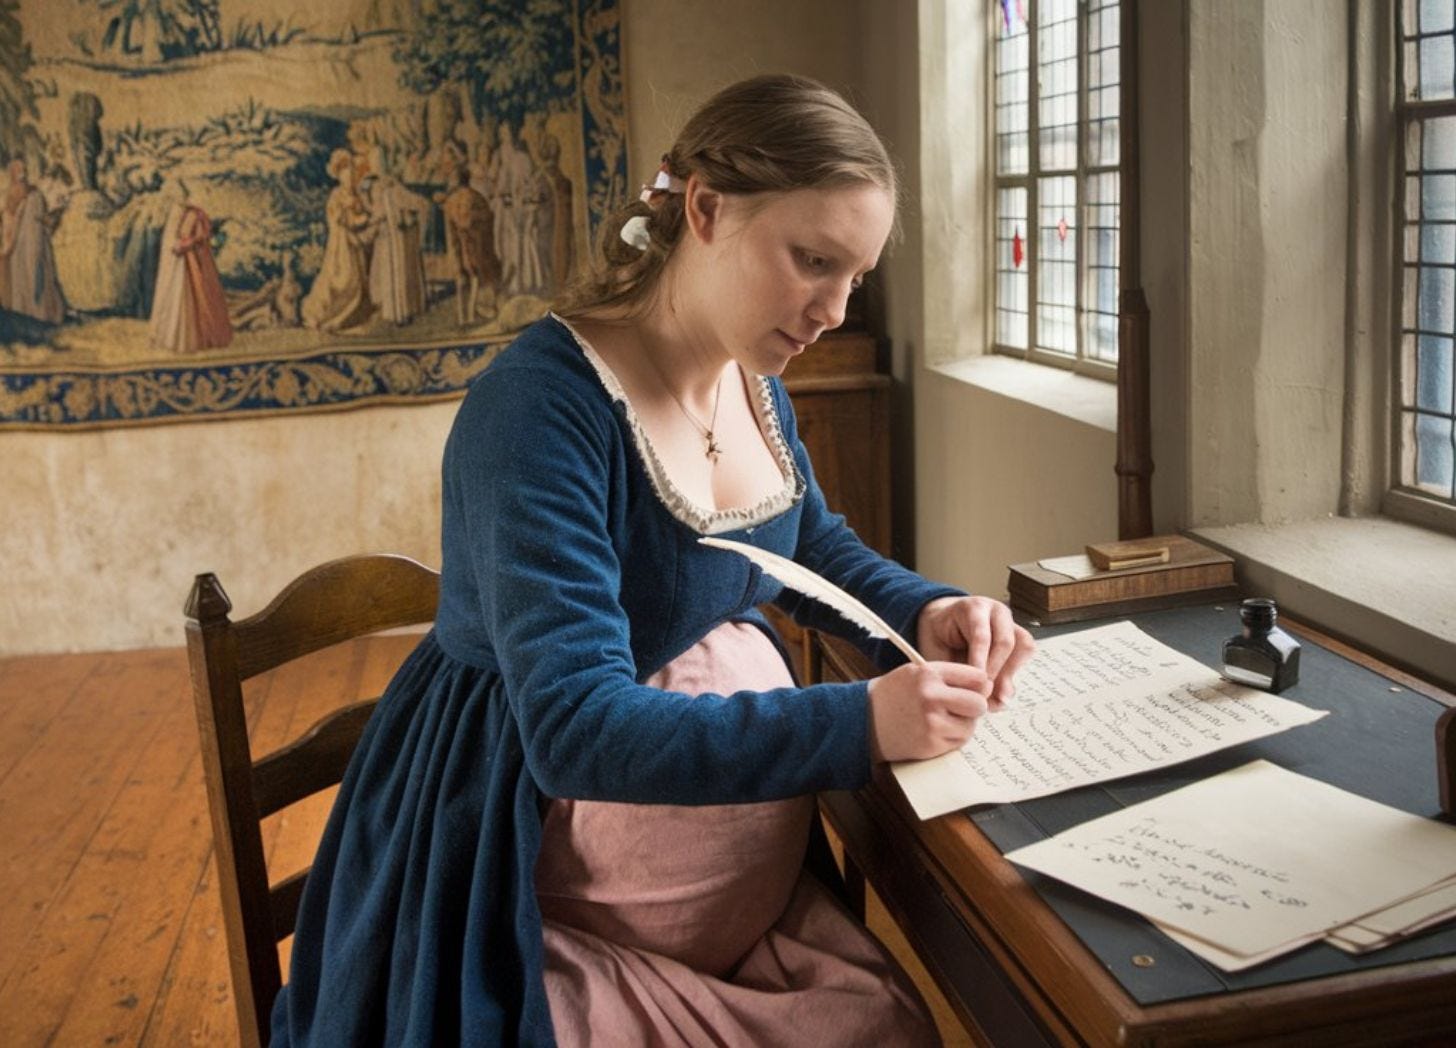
[
  {"xmin": 620, "ymin": 0, "xmax": 861, "ymax": 185},
  {"xmin": 871, "ymin": 0, "xmax": 1118, "ymax": 594},
  {"xmin": 1186, "ymin": 0, "xmax": 1348, "ymax": 527},
  {"xmin": 913, "ymin": 368, "xmax": 1118, "ymax": 597},
  {"xmin": 0, "ymin": 0, "xmax": 864, "ymax": 655}
]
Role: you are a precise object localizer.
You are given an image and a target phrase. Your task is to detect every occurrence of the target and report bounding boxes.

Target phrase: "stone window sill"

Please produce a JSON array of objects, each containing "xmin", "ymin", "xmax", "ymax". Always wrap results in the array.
[
  {"xmin": 1191, "ymin": 517, "xmax": 1456, "ymax": 693},
  {"xmin": 929, "ymin": 355, "xmax": 1117, "ymax": 433}
]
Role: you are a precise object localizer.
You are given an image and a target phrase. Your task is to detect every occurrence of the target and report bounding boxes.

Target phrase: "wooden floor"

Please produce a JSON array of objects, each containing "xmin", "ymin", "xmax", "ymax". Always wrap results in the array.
[{"xmin": 0, "ymin": 637, "xmax": 974, "ymax": 1047}]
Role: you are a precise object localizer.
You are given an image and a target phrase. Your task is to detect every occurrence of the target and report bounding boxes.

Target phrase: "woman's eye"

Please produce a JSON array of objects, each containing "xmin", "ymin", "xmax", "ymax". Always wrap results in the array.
[{"xmin": 798, "ymin": 250, "xmax": 827, "ymax": 271}]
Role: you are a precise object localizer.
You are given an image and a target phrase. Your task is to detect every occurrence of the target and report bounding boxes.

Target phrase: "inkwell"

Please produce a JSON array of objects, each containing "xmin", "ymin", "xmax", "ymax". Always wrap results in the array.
[{"xmin": 1222, "ymin": 598, "xmax": 1300, "ymax": 693}]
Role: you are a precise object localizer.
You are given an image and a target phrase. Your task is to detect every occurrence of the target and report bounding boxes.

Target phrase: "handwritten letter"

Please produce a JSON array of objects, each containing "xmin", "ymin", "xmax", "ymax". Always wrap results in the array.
[
  {"xmin": 893, "ymin": 622, "xmax": 1326, "ymax": 819},
  {"xmin": 1005, "ymin": 761, "xmax": 1456, "ymax": 963}
]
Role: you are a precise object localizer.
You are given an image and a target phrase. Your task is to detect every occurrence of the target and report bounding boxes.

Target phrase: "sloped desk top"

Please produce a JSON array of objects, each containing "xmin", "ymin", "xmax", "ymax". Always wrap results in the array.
[{"xmin": 813, "ymin": 602, "xmax": 1456, "ymax": 1047}]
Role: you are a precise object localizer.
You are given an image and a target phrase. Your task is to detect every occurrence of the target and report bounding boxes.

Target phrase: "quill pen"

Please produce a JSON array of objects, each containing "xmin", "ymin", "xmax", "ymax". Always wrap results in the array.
[{"xmin": 698, "ymin": 536, "xmax": 926, "ymax": 665}]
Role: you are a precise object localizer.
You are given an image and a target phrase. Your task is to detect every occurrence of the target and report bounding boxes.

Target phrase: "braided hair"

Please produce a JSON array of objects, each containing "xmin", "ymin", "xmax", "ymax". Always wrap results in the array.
[{"xmin": 556, "ymin": 74, "xmax": 897, "ymax": 319}]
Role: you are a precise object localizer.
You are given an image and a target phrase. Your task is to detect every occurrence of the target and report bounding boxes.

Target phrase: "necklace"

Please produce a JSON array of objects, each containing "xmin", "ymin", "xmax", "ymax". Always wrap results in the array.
[{"xmin": 663, "ymin": 371, "xmax": 725, "ymax": 463}]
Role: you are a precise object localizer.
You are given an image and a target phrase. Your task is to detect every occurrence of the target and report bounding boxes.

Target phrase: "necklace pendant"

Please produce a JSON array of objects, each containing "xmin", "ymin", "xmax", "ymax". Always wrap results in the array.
[{"xmin": 704, "ymin": 432, "xmax": 722, "ymax": 463}]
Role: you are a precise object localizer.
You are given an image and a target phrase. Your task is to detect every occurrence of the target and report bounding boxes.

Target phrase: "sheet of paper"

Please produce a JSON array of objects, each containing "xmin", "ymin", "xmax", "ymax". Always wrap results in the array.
[
  {"xmin": 1348, "ymin": 875, "xmax": 1456, "ymax": 935},
  {"xmin": 1004, "ymin": 761, "xmax": 1456, "ymax": 959},
  {"xmin": 1004, "ymin": 621, "xmax": 1225, "ymax": 711},
  {"xmin": 892, "ymin": 622, "xmax": 1326, "ymax": 819},
  {"xmin": 1323, "ymin": 876, "xmax": 1456, "ymax": 953},
  {"xmin": 1037, "ymin": 553, "xmax": 1099, "ymax": 580},
  {"xmin": 1323, "ymin": 906, "xmax": 1456, "ymax": 954},
  {"xmin": 1156, "ymin": 921, "xmax": 1323, "ymax": 972}
]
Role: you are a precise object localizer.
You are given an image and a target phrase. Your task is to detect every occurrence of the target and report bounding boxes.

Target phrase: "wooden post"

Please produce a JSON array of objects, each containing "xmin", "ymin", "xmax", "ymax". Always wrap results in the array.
[
  {"xmin": 1116, "ymin": 0, "xmax": 1154, "ymax": 540},
  {"xmin": 185, "ymin": 573, "xmax": 276, "ymax": 1048},
  {"xmin": 1117, "ymin": 288, "xmax": 1154, "ymax": 539}
]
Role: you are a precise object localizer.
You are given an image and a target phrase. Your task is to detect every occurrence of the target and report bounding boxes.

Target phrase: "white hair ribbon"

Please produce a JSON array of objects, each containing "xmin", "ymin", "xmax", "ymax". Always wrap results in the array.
[{"xmin": 619, "ymin": 214, "xmax": 651, "ymax": 252}]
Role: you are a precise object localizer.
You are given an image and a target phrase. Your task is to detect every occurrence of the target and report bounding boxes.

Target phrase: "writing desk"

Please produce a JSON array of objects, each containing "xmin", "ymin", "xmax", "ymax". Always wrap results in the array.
[{"xmin": 811, "ymin": 603, "xmax": 1456, "ymax": 1046}]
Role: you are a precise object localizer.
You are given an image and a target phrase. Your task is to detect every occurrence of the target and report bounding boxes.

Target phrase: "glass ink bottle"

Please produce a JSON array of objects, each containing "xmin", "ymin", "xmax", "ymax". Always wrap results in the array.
[{"xmin": 1222, "ymin": 598, "xmax": 1300, "ymax": 693}]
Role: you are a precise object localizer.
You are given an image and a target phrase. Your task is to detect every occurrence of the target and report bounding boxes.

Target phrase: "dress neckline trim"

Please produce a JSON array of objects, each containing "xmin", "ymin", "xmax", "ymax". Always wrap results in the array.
[{"xmin": 549, "ymin": 312, "xmax": 803, "ymax": 535}]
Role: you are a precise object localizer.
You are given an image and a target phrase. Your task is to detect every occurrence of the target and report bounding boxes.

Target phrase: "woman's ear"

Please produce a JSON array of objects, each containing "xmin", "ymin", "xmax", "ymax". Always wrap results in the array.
[{"xmin": 682, "ymin": 174, "xmax": 723, "ymax": 244}]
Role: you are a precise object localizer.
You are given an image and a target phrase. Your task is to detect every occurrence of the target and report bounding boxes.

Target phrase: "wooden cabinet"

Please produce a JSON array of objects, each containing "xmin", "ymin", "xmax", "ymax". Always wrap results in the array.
[
  {"xmin": 770, "ymin": 331, "xmax": 894, "ymax": 673},
  {"xmin": 783, "ymin": 332, "xmax": 893, "ymax": 556}
]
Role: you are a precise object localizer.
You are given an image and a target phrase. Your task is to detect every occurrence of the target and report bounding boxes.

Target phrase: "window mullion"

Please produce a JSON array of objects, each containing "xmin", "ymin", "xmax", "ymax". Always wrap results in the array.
[
  {"xmin": 1028, "ymin": 1, "xmax": 1041, "ymax": 361},
  {"xmin": 1071, "ymin": 0, "xmax": 1083, "ymax": 363}
]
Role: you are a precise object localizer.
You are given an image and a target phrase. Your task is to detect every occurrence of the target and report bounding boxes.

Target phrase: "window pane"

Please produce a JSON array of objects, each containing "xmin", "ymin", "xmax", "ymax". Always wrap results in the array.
[
  {"xmin": 1421, "ymin": 0, "xmax": 1454, "ymax": 36},
  {"xmin": 1421, "ymin": 221, "xmax": 1456, "ymax": 262},
  {"xmin": 1084, "ymin": 172, "xmax": 1119, "ymax": 362},
  {"xmin": 1419, "ymin": 265, "xmax": 1455, "ymax": 331},
  {"xmin": 1421, "ymin": 35, "xmax": 1456, "ymax": 99},
  {"xmin": 996, "ymin": 187, "xmax": 1029, "ymax": 349},
  {"xmin": 995, "ymin": 1, "xmax": 1031, "ymax": 176},
  {"xmin": 1038, "ymin": 0, "xmax": 1078, "ymax": 171},
  {"xmin": 1423, "ymin": 174, "xmax": 1456, "ymax": 220},
  {"xmin": 1423, "ymin": 115, "xmax": 1456, "ymax": 170},
  {"xmin": 1419, "ymin": 335, "xmax": 1455, "ymax": 410},
  {"xmin": 1415, "ymin": 412, "xmax": 1456, "ymax": 495},
  {"xmin": 1037, "ymin": 175, "xmax": 1076, "ymax": 354},
  {"xmin": 1086, "ymin": 0, "xmax": 1120, "ymax": 168},
  {"xmin": 1411, "ymin": 0, "xmax": 1456, "ymax": 100}
]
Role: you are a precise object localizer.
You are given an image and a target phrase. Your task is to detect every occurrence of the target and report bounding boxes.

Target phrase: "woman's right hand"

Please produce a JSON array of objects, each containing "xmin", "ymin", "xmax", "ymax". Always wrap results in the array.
[{"xmin": 866, "ymin": 661, "xmax": 992, "ymax": 763}]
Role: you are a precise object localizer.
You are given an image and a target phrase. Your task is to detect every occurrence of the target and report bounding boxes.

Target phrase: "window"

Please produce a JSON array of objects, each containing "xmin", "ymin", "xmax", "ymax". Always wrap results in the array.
[
  {"xmin": 1398, "ymin": 0, "xmax": 1456, "ymax": 509},
  {"xmin": 992, "ymin": 0, "xmax": 1121, "ymax": 374}
]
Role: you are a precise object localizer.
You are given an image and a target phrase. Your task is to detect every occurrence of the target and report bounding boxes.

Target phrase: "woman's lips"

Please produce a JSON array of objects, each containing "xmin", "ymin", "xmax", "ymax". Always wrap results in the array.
[{"xmin": 777, "ymin": 330, "xmax": 809, "ymax": 353}]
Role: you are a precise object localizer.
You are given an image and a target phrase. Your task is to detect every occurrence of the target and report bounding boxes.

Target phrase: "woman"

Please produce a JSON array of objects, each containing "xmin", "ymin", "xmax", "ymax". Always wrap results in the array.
[
  {"xmin": 273, "ymin": 75, "xmax": 1034, "ymax": 1047},
  {"xmin": 149, "ymin": 179, "xmax": 233, "ymax": 353},
  {"xmin": 301, "ymin": 149, "xmax": 375, "ymax": 333},
  {"xmin": 367, "ymin": 161, "xmax": 430, "ymax": 326},
  {"xmin": 1, "ymin": 159, "xmax": 65, "ymax": 324}
]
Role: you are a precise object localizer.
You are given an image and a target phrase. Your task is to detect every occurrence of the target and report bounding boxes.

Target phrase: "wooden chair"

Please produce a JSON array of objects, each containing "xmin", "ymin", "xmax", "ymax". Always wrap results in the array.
[{"xmin": 184, "ymin": 554, "xmax": 440, "ymax": 1048}]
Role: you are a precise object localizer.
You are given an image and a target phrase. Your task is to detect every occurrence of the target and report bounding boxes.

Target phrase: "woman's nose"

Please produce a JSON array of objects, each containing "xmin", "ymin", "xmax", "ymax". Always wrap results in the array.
[{"xmin": 808, "ymin": 281, "xmax": 851, "ymax": 332}]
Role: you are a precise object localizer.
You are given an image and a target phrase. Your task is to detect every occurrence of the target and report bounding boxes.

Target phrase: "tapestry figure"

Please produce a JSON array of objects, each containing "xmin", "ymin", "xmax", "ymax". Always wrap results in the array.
[
  {"xmin": 442, "ymin": 165, "xmax": 500, "ymax": 325},
  {"xmin": 149, "ymin": 181, "xmax": 233, "ymax": 353},
  {"xmin": 2, "ymin": 160, "xmax": 66, "ymax": 324},
  {"xmin": 366, "ymin": 166, "xmax": 430, "ymax": 325},
  {"xmin": 301, "ymin": 150, "xmax": 376, "ymax": 333},
  {"xmin": 536, "ymin": 133, "xmax": 575, "ymax": 291}
]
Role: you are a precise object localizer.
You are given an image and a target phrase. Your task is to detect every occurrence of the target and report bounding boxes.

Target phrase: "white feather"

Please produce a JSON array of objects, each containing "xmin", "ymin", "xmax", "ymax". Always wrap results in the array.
[{"xmin": 699, "ymin": 536, "xmax": 926, "ymax": 665}]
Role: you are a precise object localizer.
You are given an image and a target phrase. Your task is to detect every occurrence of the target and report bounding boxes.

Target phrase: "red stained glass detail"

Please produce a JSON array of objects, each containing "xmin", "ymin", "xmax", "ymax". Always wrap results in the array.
[
  {"xmin": 1012, "ymin": 229, "xmax": 1024, "ymax": 268},
  {"xmin": 1057, "ymin": 217, "xmax": 1069, "ymax": 242}
]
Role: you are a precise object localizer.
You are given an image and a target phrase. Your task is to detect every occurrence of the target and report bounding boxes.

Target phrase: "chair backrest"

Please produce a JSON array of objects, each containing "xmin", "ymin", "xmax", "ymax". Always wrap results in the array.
[{"xmin": 184, "ymin": 553, "xmax": 440, "ymax": 1048}]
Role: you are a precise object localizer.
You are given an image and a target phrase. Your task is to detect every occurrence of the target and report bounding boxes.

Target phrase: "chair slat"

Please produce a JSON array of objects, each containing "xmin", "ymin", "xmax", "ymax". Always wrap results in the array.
[
  {"xmin": 233, "ymin": 554, "xmax": 439, "ymax": 680},
  {"xmin": 253, "ymin": 699, "xmax": 380, "ymax": 818},
  {"xmin": 185, "ymin": 553, "xmax": 439, "ymax": 1048},
  {"xmin": 270, "ymin": 870, "xmax": 309, "ymax": 941}
]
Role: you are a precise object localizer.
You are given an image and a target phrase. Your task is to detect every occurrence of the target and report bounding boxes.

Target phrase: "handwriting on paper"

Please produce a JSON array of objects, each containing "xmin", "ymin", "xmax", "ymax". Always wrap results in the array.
[
  {"xmin": 1011, "ymin": 622, "xmax": 1207, "ymax": 709},
  {"xmin": 1063, "ymin": 817, "xmax": 1309, "ymax": 918},
  {"xmin": 1004, "ymin": 761, "xmax": 1456, "ymax": 962},
  {"xmin": 945, "ymin": 677, "xmax": 1323, "ymax": 806},
  {"xmin": 891, "ymin": 622, "xmax": 1327, "ymax": 818}
]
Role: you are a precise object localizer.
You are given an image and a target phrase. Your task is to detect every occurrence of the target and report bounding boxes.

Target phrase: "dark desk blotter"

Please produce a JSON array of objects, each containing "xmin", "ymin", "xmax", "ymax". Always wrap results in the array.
[{"xmin": 969, "ymin": 602, "xmax": 1456, "ymax": 1006}]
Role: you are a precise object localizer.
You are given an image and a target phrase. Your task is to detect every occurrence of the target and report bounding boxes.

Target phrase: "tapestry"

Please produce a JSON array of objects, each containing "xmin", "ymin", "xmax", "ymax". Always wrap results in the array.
[{"xmin": 0, "ymin": 0, "xmax": 627, "ymax": 429}]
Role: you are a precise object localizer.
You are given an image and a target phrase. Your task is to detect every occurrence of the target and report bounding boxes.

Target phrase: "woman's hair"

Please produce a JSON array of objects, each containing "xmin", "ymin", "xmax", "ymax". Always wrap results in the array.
[{"xmin": 556, "ymin": 74, "xmax": 896, "ymax": 318}]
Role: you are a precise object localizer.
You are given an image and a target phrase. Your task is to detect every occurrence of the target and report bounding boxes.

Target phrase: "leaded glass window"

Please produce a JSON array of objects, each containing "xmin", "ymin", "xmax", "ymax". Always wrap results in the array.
[
  {"xmin": 993, "ymin": 0, "xmax": 1120, "ymax": 369},
  {"xmin": 1399, "ymin": 0, "xmax": 1456, "ymax": 505}
]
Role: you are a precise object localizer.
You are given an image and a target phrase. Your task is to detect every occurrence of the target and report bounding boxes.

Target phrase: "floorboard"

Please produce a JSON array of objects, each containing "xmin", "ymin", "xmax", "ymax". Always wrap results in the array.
[
  {"xmin": 0, "ymin": 638, "xmax": 972, "ymax": 1047},
  {"xmin": 0, "ymin": 650, "xmax": 177, "ymax": 1002}
]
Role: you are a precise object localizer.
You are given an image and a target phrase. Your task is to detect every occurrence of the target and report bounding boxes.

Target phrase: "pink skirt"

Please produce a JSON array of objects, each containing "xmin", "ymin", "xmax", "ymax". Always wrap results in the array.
[{"xmin": 534, "ymin": 622, "xmax": 938, "ymax": 1046}]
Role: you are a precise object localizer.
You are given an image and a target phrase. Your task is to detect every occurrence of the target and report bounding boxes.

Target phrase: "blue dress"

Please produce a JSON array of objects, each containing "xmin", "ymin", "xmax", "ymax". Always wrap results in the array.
[{"xmin": 270, "ymin": 315, "xmax": 961, "ymax": 1046}]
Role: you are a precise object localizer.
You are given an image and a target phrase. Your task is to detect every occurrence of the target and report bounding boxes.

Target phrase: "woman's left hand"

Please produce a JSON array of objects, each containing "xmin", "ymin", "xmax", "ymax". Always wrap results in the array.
[{"xmin": 915, "ymin": 596, "xmax": 1035, "ymax": 709}]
